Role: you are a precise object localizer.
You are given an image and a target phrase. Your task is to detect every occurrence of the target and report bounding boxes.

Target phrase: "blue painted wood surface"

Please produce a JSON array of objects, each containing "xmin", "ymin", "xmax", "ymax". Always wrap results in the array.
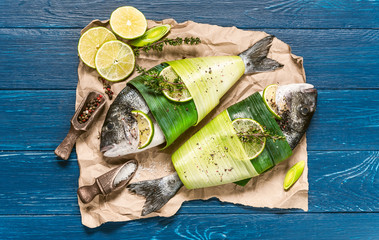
[{"xmin": 0, "ymin": 0, "xmax": 378, "ymax": 239}]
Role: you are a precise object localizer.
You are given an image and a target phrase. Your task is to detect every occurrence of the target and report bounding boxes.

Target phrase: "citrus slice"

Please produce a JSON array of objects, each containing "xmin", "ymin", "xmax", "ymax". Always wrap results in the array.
[
  {"xmin": 131, "ymin": 110, "xmax": 154, "ymax": 149},
  {"xmin": 159, "ymin": 66, "xmax": 192, "ymax": 102},
  {"xmin": 78, "ymin": 27, "xmax": 117, "ymax": 68},
  {"xmin": 110, "ymin": 6, "xmax": 147, "ymax": 39},
  {"xmin": 129, "ymin": 24, "xmax": 171, "ymax": 47},
  {"xmin": 95, "ymin": 40, "xmax": 135, "ymax": 82},
  {"xmin": 263, "ymin": 84, "xmax": 282, "ymax": 120},
  {"xmin": 232, "ymin": 118, "xmax": 266, "ymax": 160}
]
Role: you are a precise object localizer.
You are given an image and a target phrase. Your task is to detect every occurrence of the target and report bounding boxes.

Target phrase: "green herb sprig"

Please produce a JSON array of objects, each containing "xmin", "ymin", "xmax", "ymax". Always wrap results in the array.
[
  {"xmin": 135, "ymin": 64, "xmax": 186, "ymax": 94},
  {"xmin": 133, "ymin": 37, "xmax": 201, "ymax": 57},
  {"xmin": 237, "ymin": 127, "xmax": 286, "ymax": 143}
]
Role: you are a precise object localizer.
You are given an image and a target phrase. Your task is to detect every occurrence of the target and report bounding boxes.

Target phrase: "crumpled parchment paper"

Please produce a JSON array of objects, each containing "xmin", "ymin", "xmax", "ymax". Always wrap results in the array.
[{"xmin": 75, "ymin": 19, "xmax": 308, "ymax": 228}]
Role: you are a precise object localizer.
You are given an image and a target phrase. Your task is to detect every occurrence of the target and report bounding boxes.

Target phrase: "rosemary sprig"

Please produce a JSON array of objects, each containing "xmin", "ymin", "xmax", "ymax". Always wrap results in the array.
[
  {"xmin": 135, "ymin": 64, "xmax": 186, "ymax": 94},
  {"xmin": 133, "ymin": 37, "xmax": 201, "ymax": 57}
]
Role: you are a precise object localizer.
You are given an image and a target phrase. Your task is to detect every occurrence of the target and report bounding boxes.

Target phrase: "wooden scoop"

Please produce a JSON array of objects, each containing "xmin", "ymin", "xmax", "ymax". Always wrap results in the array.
[
  {"xmin": 77, "ymin": 160, "xmax": 138, "ymax": 204},
  {"xmin": 54, "ymin": 91, "xmax": 106, "ymax": 160}
]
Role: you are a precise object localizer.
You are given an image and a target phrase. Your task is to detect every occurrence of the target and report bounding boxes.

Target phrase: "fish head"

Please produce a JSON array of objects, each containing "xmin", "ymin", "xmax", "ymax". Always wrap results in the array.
[
  {"xmin": 276, "ymin": 83, "xmax": 317, "ymax": 149},
  {"xmin": 100, "ymin": 104, "xmax": 139, "ymax": 158}
]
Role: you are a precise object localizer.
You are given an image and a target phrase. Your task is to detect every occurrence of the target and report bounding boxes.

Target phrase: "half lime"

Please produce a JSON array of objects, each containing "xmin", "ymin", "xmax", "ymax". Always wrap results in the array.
[
  {"xmin": 262, "ymin": 84, "xmax": 282, "ymax": 120},
  {"xmin": 159, "ymin": 66, "xmax": 192, "ymax": 102},
  {"xmin": 95, "ymin": 40, "xmax": 135, "ymax": 82},
  {"xmin": 131, "ymin": 110, "xmax": 154, "ymax": 149},
  {"xmin": 110, "ymin": 6, "xmax": 147, "ymax": 39},
  {"xmin": 232, "ymin": 118, "xmax": 266, "ymax": 160},
  {"xmin": 78, "ymin": 27, "xmax": 117, "ymax": 68}
]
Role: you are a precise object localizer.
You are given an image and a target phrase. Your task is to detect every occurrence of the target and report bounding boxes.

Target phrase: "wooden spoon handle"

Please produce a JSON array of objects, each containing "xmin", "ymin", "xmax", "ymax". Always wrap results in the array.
[
  {"xmin": 77, "ymin": 182, "xmax": 102, "ymax": 204},
  {"xmin": 54, "ymin": 125, "xmax": 83, "ymax": 160}
]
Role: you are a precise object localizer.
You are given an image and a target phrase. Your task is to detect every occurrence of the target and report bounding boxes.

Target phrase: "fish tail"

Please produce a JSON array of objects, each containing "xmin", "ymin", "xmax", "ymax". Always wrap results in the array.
[
  {"xmin": 127, "ymin": 173, "xmax": 183, "ymax": 216},
  {"xmin": 239, "ymin": 35, "xmax": 283, "ymax": 74}
]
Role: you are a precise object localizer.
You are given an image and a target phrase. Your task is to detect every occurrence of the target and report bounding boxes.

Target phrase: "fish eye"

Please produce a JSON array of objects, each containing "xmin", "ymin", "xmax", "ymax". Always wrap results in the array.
[
  {"xmin": 107, "ymin": 122, "xmax": 114, "ymax": 130},
  {"xmin": 300, "ymin": 106, "xmax": 309, "ymax": 115}
]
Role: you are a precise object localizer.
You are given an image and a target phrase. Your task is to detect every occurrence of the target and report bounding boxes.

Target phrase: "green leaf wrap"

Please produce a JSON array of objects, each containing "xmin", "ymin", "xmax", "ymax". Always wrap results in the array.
[
  {"xmin": 167, "ymin": 56, "xmax": 245, "ymax": 124},
  {"xmin": 227, "ymin": 92, "xmax": 293, "ymax": 186},
  {"xmin": 172, "ymin": 110, "xmax": 259, "ymax": 189},
  {"xmin": 129, "ymin": 63, "xmax": 198, "ymax": 147}
]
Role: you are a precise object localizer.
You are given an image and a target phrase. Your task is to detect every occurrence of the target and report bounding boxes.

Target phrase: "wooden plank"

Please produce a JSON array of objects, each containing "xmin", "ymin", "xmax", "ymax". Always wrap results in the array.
[
  {"xmin": 0, "ymin": 214, "xmax": 378, "ymax": 239},
  {"xmin": 0, "ymin": 151, "xmax": 377, "ymax": 215},
  {"xmin": 0, "ymin": 29, "xmax": 80, "ymax": 90},
  {"xmin": 1, "ymin": 0, "xmax": 379, "ymax": 29},
  {"xmin": 1, "ymin": 28, "xmax": 378, "ymax": 90},
  {"xmin": 1, "ymin": 90, "xmax": 378, "ymax": 151}
]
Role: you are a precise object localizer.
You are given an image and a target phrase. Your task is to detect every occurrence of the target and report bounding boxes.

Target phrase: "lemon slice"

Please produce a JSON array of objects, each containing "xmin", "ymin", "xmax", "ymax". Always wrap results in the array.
[
  {"xmin": 78, "ymin": 27, "xmax": 117, "ymax": 68},
  {"xmin": 129, "ymin": 24, "xmax": 171, "ymax": 47},
  {"xmin": 110, "ymin": 6, "xmax": 147, "ymax": 39},
  {"xmin": 95, "ymin": 40, "xmax": 135, "ymax": 82},
  {"xmin": 159, "ymin": 66, "xmax": 192, "ymax": 102},
  {"xmin": 232, "ymin": 118, "xmax": 266, "ymax": 160},
  {"xmin": 131, "ymin": 110, "xmax": 154, "ymax": 149},
  {"xmin": 263, "ymin": 84, "xmax": 282, "ymax": 120}
]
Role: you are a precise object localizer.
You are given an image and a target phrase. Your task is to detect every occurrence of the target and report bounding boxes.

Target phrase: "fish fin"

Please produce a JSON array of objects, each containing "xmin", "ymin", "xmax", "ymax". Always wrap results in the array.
[
  {"xmin": 239, "ymin": 35, "xmax": 283, "ymax": 74},
  {"xmin": 127, "ymin": 173, "xmax": 183, "ymax": 216}
]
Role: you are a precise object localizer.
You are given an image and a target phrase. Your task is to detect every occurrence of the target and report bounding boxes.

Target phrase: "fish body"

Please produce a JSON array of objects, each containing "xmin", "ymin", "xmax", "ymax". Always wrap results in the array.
[
  {"xmin": 100, "ymin": 35, "xmax": 282, "ymax": 158},
  {"xmin": 128, "ymin": 83, "xmax": 317, "ymax": 216}
]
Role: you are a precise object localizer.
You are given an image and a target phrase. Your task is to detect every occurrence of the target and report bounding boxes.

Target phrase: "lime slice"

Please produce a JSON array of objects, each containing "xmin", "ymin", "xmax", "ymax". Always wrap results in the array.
[
  {"xmin": 78, "ymin": 27, "xmax": 117, "ymax": 68},
  {"xmin": 263, "ymin": 84, "xmax": 282, "ymax": 120},
  {"xmin": 159, "ymin": 66, "xmax": 192, "ymax": 102},
  {"xmin": 129, "ymin": 24, "xmax": 171, "ymax": 47},
  {"xmin": 95, "ymin": 40, "xmax": 135, "ymax": 82},
  {"xmin": 131, "ymin": 110, "xmax": 154, "ymax": 149},
  {"xmin": 232, "ymin": 118, "xmax": 266, "ymax": 160},
  {"xmin": 283, "ymin": 160, "xmax": 305, "ymax": 190},
  {"xmin": 110, "ymin": 6, "xmax": 147, "ymax": 39}
]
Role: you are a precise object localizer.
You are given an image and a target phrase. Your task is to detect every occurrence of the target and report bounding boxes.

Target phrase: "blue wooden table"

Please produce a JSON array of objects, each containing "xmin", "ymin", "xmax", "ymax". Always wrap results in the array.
[{"xmin": 0, "ymin": 1, "xmax": 378, "ymax": 239}]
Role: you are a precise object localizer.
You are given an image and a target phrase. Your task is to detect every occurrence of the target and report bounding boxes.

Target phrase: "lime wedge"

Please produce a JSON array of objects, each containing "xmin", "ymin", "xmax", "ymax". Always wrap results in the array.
[
  {"xmin": 263, "ymin": 84, "xmax": 282, "ymax": 120},
  {"xmin": 283, "ymin": 160, "xmax": 305, "ymax": 190},
  {"xmin": 95, "ymin": 40, "xmax": 135, "ymax": 82},
  {"xmin": 232, "ymin": 118, "xmax": 266, "ymax": 160},
  {"xmin": 78, "ymin": 27, "xmax": 117, "ymax": 68},
  {"xmin": 131, "ymin": 110, "xmax": 154, "ymax": 149},
  {"xmin": 110, "ymin": 6, "xmax": 147, "ymax": 39},
  {"xmin": 129, "ymin": 24, "xmax": 171, "ymax": 47},
  {"xmin": 159, "ymin": 66, "xmax": 192, "ymax": 102}
]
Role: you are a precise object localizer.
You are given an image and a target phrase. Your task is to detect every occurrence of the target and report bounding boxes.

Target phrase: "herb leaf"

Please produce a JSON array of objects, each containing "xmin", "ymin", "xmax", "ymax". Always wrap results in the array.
[{"xmin": 133, "ymin": 37, "xmax": 201, "ymax": 57}]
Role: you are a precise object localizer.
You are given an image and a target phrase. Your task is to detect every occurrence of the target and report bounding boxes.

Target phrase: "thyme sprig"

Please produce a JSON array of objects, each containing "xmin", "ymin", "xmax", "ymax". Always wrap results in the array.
[
  {"xmin": 237, "ymin": 127, "xmax": 286, "ymax": 143},
  {"xmin": 135, "ymin": 64, "xmax": 186, "ymax": 94},
  {"xmin": 133, "ymin": 37, "xmax": 201, "ymax": 57}
]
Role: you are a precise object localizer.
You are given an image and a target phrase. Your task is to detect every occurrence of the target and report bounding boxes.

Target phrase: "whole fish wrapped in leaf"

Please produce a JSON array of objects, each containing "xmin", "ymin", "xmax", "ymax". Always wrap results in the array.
[
  {"xmin": 128, "ymin": 83, "xmax": 317, "ymax": 216},
  {"xmin": 100, "ymin": 35, "xmax": 283, "ymax": 158}
]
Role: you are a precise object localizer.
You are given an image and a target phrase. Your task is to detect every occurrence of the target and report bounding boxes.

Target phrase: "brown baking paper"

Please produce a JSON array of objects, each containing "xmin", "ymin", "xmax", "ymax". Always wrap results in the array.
[{"xmin": 75, "ymin": 19, "xmax": 308, "ymax": 228}]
